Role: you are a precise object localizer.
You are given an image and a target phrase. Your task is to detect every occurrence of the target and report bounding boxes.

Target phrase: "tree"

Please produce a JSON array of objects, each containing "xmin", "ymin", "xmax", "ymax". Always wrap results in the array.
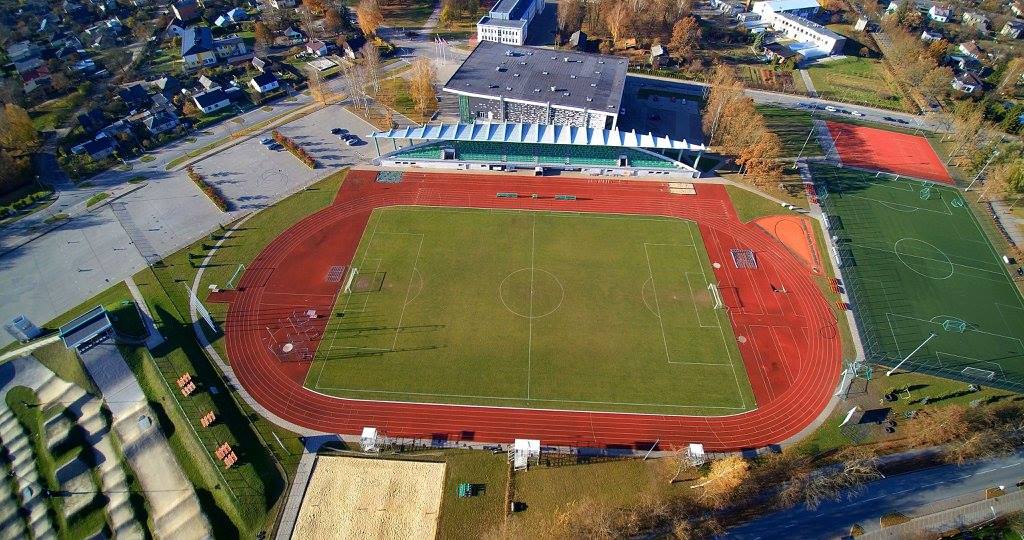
[
  {"xmin": 0, "ymin": 78, "xmax": 26, "ymax": 107},
  {"xmin": 356, "ymin": 0, "xmax": 384, "ymax": 36},
  {"xmin": 605, "ymin": 1, "xmax": 631, "ymax": 45},
  {"xmin": 997, "ymin": 57, "xmax": 1024, "ymax": 95},
  {"xmin": 303, "ymin": 0, "xmax": 328, "ymax": 15},
  {"xmin": 692, "ymin": 456, "xmax": 750, "ymax": 508},
  {"xmin": 361, "ymin": 42, "xmax": 381, "ymax": 96},
  {"xmin": 919, "ymin": 66, "xmax": 953, "ymax": 100},
  {"xmin": 344, "ymin": 64, "xmax": 370, "ymax": 115},
  {"xmin": 0, "ymin": 104, "xmax": 40, "ymax": 152},
  {"xmin": 254, "ymin": 22, "xmax": 275, "ymax": 55},
  {"xmin": 738, "ymin": 131, "xmax": 784, "ymax": 187},
  {"xmin": 550, "ymin": 498, "xmax": 617, "ymax": 540},
  {"xmin": 439, "ymin": 1, "xmax": 456, "ymax": 29},
  {"xmin": 668, "ymin": 16, "xmax": 701, "ymax": 59},
  {"xmin": 986, "ymin": 158, "xmax": 1024, "ymax": 209},
  {"xmin": 182, "ymin": 99, "xmax": 200, "ymax": 117},
  {"xmin": 132, "ymin": 19, "xmax": 154, "ymax": 41},
  {"xmin": 324, "ymin": 7, "xmax": 344, "ymax": 33},
  {"xmin": 907, "ymin": 405, "xmax": 970, "ymax": 447},
  {"xmin": 409, "ymin": 57, "xmax": 437, "ymax": 118},
  {"xmin": 558, "ymin": 0, "xmax": 586, "ymax": 37}
]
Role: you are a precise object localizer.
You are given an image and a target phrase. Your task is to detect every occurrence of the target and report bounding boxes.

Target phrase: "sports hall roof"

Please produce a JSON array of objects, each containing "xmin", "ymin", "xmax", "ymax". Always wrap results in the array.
[
  {"xmin": 442, "ymin": 41, "xmax": 628, "ymax": 113},
  {"xmin": 370, "ymin": 122, "xmax": 705, "ymax": 151}
]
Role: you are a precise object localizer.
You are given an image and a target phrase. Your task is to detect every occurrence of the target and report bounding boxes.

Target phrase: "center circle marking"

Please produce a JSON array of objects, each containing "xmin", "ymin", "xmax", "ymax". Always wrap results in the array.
[
  {"xmin": 893, "ymin": 238, "xmax": 954, "ymax": 280},
  {"xmin": 498, "ymin": 268, "xmax": 565, "ymax": 319}
]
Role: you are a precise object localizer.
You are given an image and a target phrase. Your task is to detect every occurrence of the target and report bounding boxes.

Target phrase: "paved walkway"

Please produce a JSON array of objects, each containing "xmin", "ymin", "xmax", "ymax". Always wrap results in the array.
[
  {"xmin": 862, "ymin": 489, "xmax": 1024, "ymax": 539},
  {"xmin": 77, "ymin": 339, "xmax": 212, "ymax": 539},
  {"xmin": 799, "ymin": 69, "xmax": 818, "ymax": 98},
  {"xmin": 125, "ymin": 276, "xmax": 164, "ymax": 349}
]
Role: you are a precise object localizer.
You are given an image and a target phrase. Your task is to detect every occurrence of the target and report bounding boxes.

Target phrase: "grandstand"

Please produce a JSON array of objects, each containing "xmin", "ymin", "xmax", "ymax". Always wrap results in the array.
[{"xmin": 370, "ymin": 122, "xmax": 707, "ymax": 178}]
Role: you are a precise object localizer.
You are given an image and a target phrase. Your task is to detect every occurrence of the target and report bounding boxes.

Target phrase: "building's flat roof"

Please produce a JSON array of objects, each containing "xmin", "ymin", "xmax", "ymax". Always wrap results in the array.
[
  {"xmin": 776, "ymin": 12, "xmax": 845, "ymax": 40},
  {"xmin": 491, "ymin": 0, "xmax": 529, "ymax": 18},
  {"xmin": 442, "ymin": 41, "xmax": 628, "ymax": 113},
  {"xmin": 478, "ymin": 16, "xmax": 527, "ymax": 28},
  {"xmin": 755, "ymin": 0, "xmax": 822, "ymax": 12},
  {"xmin": 59, "ymin": 305, "xmax": 112, "ymax": 349}
]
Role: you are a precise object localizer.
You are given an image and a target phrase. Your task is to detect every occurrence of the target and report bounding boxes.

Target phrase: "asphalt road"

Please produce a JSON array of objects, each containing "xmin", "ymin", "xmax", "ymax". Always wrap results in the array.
[
  {"xmin": 627, "ymin": 73, "xmax": 948, "ymax": 133},
  {"xmin": 726, "ymin": 450, "xmax": 1024, "ymax": 539}
]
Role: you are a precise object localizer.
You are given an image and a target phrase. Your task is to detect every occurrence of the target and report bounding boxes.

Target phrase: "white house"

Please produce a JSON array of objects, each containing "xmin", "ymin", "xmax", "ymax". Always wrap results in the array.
[
  {"xmin": 192, "ymin": 88, "xmax": 231, "ymax": 114},
  {"xmin": 920, "ymin": 29, "xmax": 943, "ymax": 42},
  {"xmin": 306, "ymin": 39, "xmax": 328, "ymax": 56},
  {"xmin": 749, "ymin": 0, "xmax": 844, "ymax": 59},
  {"xmin": 1001, "ymin": 19, "xmax": 1024, "ymax": 39},
  {"xmin": 962, "ymin": 11, "xmax": 989, "ymax": 30},
  {"xmin": 927, "ymin": 4, "xmax": 951, "ymax": 22},
  {"xmin": 249, "ymin": 72, "xmax": 279, "ymax": 94},
  {"xmin": 283, "ymin": 26, "xmax": 305, "ymax": 45},
  {"xmin": 268, "ymin": 0, "xmax": 295, "ymax": 8},
  {"xmin": 476, "ymin": 0, "xmax": 545, "ymax": 46},
  {"xmin": 951, "ymin": 72, "xmax": 982, "ymax": 94},
  {"xmin": 958, "ymin": 40, "xmax": 984, "ymax": 59}
]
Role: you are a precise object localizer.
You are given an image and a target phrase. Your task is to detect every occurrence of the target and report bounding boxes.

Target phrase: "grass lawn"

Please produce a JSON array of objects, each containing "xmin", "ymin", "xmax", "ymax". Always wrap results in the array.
[
  {"xmin": 806, "ymin": 57, "xmax": 909, "ymax": 112},
  {"xmin": 758, "ymin": 105, "xmax": 822, "ymax": 158},
  {"xmin": 29, "ymin": 91, "xmax": 86, "ymax": 131},
  {"xmin": 379, "ymin": 0, "xmax": 436, "ymax": 28},
  {"xmin": 307, "ymin": 206, "xmax": 756, "ymax": 415},
  {"xmin": 811, "ymin": 164, "xmax": 1024, "ymax": 390},
  {"xmin": 507, "ymin": 458, "xmax": 696, "ymax": 537},
  {"xmin": 85, "ymin": 192, "xmax": 109, "ymax": 207}
]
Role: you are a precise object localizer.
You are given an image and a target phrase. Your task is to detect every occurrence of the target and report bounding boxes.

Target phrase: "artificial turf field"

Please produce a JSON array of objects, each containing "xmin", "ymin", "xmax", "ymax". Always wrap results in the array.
[
  {"xmin": 305, "ymin": 206, "xmax": 757, "ymax": 415},
  {"xmin": 812, "ymin": 164, "xmax": 1024, "ymax": 389}
]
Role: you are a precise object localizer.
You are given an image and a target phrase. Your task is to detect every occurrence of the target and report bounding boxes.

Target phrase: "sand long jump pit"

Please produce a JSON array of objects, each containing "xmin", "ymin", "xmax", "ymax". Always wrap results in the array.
[{"xmin": 293, "ymin": 456, "xmax": 447, "ymax": 540}]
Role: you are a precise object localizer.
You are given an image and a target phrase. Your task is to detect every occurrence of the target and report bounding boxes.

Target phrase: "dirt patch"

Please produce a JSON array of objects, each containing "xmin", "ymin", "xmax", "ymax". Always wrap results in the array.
[
  {"xmin": 293, "ymin": 456, "xmax": 446, "ymax": 540},
  {"xmin": 753, "ymin": 214, "xmax": 823, "ymax": 275}
]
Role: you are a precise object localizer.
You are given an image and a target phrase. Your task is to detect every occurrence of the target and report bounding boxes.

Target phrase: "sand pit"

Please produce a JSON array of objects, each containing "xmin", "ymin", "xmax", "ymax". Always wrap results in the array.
[{"xmin": 293, "ymin": 456, "xmax": 446, "ymax": 540}]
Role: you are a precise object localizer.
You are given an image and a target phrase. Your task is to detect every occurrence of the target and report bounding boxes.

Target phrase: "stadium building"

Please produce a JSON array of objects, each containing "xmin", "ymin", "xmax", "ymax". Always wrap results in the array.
[
  {"xmin": 442, "ymin": 41, "xmax": 627, "ymax": 129},
  {"xmin": 370, "ymin": 122, "xmax": 708, "ymax": 178},
  {"xmin": 476, "ymin": 0, "xmax": 545, "ymax": 46}
]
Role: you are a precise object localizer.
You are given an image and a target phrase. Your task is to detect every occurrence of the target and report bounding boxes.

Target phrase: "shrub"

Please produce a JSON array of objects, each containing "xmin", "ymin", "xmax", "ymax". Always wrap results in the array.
[
  {"xmin": 271, "ymin": 130, "xmax": 318, "ymax": 169},
  {"xmin": 185, "ymin": 166, "xmax": 230, "ymax": 212}
]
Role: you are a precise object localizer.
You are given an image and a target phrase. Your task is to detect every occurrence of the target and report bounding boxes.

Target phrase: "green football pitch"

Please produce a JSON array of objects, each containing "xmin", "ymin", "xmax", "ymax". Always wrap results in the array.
[
  {"xmin": 305, "ymin": 206, "xmax": 757, "ymax": 415},
  {"xmin": 813, "ymin": 164, "xmax": 1024, "ymax": 390}
]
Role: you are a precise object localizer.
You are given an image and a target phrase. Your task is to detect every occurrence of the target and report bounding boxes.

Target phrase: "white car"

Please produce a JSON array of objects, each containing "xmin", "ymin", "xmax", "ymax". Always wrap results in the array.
[
  {"xmin": 824, "ymin": 105, "xmax": 837, "ymax": 112},
  {"xmin": 851, "ymin": 110, "xmax": 864, "ymax": 117}
]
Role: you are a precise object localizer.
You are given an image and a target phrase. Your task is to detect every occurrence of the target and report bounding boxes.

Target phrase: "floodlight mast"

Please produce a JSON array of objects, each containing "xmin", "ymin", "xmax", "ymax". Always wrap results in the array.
[{"xmin": 886, "ymin": 332, "xmax": 937, "ymax": 376}]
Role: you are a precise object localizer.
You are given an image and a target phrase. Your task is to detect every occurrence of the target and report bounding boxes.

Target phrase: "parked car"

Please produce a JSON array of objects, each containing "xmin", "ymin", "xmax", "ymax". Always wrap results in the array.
[
  {"xmin": 261, "ymin": 138, "xmax": 274, "ymax": 145},
  {"xmin": 825, "ymin": 105, "xmax": 837, "ymax": 112},
  {"xmin": 269, "ymin": 143, "xmax": 283, "ymax": 150},
  {"xmin": 330, "ymin": 128, "xmax": 345, "ymax": 134}
]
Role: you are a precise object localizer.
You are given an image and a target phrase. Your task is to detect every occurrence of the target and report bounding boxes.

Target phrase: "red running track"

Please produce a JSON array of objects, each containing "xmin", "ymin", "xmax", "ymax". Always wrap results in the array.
[
  {"xmin": 222, "ymin": 170, "xmax": 842, "ymax": 451},
  {"xmin": 826, "ymin": 121, "xmax": 954, "ymax": 185}
]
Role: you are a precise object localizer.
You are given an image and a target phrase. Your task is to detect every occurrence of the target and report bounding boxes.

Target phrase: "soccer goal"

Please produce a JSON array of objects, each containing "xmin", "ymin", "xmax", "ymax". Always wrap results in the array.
[
  {"xmin": 707, "ymin": 283, "xmax": 724, "ymax": 310},
  {"xmin": 343, "ymin": 267, "xmax": 359, "ymax": 294},
  {"xmin": 962, "ymin": 366, "xmax": 997, "ymax": 381},
  {"xmin": 941, "ymin": 318, "xmax": 967, "ymax": 333}
]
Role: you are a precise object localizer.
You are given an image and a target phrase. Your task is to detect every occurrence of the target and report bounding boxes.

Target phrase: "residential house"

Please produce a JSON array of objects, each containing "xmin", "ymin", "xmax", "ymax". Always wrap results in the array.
[
  {"xmin": 119, "ymin": 83, "xmax": 151, "ymax": 112},
  {"xmin": 214, "ymin": 7, "xmax": 247, "ymax": 26},
  {"xmin": 283, "ymin": 26, "xmax": 305, "ymax": 45},
  {"xmin": 885, "ymin": 0, "xmax": 898, "ymax": 12},
  {"xmin": 1012, "ymin": 0, "xmax": 1024, "ymax": 17},
  {"xmin": 1001, "ymin": 19, "xmax": 1024, "ymax": 39},
  {"xmin": 921, "ymin": 29, "xmax": 943, "ymax": 41},
  {"xmin": 854, "ymin": 16, "xmax": 869, "ymax": 31},
  {"xmin": 961, "ymin": 11, "xmax": 989, "ymax": 31},
  {"xmin": 172, "ymin": 0, "xmax": 201, "ymax": 21},
  {"xmin": 143, "ymin": 110, "xmax": 179, "ymax": 134},
  {"xmin": 252, "ymin": 56, "xmax": 267, "ymax": 72},
  {"xmin": 650, "ymin": 44, "xmax": 668, "ymax": 68},
  {"xmin": 192, "ymin": 88, "xmax": 231, "ymax": 114},
  {"xmin": 150, "ymin": 92, "xmax": 174, "ymax": 113},
  {"xmin": 77, "ymin": 108, "xmax": 107, "ymax": 134},
  {"xmin": 165, "ymin": 20, "xmax": 187, "ymax": 38},
  {"xmin": 951, "ymin": 71, "xmax": 982, "ymax": 94},
  {"xmin": 63, "ymin": 1, "xmax": 94, "ymax": 24},
  {"xmin": 213, "ymin": 34, "xmax": 247, "ymax": 58},
  {"xmin": 198, "ymin": 74, "xmax": 221, "ymax": 91},
  {"xmin": 20, "ymin": 65, "xmax": 51, "ymax": 93},
  {"xmin": 81, "ymin": 136, "xmax": 118, "ymax": 160},
  {"xmin": 152, "ymin": 75, "xmax": 182, "ymax": 98},
  {"xmin": 958, "ymin": 40, "xmax": 984, "ymax": 60},
  {"xmin": 569, "ymin": 30, "xmax": 587, "ymax": 51},
  {"xmin": 268, "ymin": 0, "xmax": 295, "ymax": 8},
  {"xmin": 927, "ymin": 4, "xmax": 951, "ymax": 22},
  {"xmin": 249, "ymin": 72, "xmax": 280, "ymax": 94},
  {"xmin": 6, "ymin": 41, "xmax": 43, "ymax": 63},
  {"xmin": 72, "ymin": 58, "xmax": 97, "ymax": 72},
  {"xmin": 306, "ymin": 39, "xmax": 328, "ymax": 57},
  {"xmin": 181, "ymin": 26, "xmax": 217, "ymax": 68}
]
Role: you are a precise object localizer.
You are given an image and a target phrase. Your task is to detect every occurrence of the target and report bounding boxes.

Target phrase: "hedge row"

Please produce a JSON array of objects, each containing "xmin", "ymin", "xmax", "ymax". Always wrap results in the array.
[
  {"xmin": 0, "ymin": 190, "xmax": 52, "ymax": 219},
  {"xmin": 186, "ymin": 166, "xmax": 230, "ymax": 212},
  {"xmin": 272, "ymin": 130, "xmax": 318, "ymax": 169}
]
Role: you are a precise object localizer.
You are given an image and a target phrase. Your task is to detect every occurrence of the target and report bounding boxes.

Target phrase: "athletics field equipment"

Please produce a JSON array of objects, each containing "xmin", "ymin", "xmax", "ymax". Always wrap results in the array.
[
  {"xmin": 219, "ymin": 170, "xmax": 842, "ymax": 451},
  {"xmin": 825, "ymin": 122, "xmax": 954, "ymax": 185},
  {"xmin": 813, "ymin": 163, "xmax": 1024, "ymax": 391}
]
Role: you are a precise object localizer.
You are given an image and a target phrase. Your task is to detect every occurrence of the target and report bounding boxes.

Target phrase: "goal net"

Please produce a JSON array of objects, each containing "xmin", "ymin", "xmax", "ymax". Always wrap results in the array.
[
  {"xmin": 707, "ymin": 283, "xmax": 724, "ymax": 310},
  {"xmin": 961, "ymin": 366, "xmax": 996, "ymax": 381},
  {"xmin": 343, "ymin": 267, "xmax": 359, "ymax": 294}
]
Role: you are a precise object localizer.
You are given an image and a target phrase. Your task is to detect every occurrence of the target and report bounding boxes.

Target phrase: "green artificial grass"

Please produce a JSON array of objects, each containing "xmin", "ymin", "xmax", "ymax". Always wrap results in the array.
[
  {"xmin": 758, "ymin": 105, "xmax": 823, "ymax": 158},
  {"xmin": 306, "ymin": 207, "xmax": 756, "ymax": 414},
  {"xmin": 811, "ymin": 164, "xmax": 1024, "ymax": 390}
]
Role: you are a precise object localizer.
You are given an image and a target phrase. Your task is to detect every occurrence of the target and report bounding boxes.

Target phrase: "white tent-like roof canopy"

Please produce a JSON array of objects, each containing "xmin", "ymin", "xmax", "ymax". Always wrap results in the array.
[{"xmin": 369, "ymin": 122, "xmax": 705, "ymax": 152}]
